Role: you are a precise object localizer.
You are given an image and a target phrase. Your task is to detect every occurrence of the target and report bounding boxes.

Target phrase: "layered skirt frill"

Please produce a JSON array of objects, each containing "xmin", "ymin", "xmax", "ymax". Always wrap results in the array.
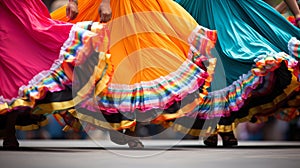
[
  {"xmin": 51, "ymin": 0, "xmax": 300, "ymax": 135},
  {"xmin": 0, "ymin": 0, "xmax": 110, "ymax": 131},
  {"xmin": 51, "ymin": 0, "xmax": 223, "ymax": 132},
  {"xmin": 173, "ymin": 0, "xmax": 300, "ymax": 135}
]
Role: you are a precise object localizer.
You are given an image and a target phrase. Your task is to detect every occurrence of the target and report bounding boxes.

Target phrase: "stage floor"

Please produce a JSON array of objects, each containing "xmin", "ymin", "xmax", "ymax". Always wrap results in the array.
[{"xmin": 1, "ymin": 140, "xmax": 300, "ymax": 168}]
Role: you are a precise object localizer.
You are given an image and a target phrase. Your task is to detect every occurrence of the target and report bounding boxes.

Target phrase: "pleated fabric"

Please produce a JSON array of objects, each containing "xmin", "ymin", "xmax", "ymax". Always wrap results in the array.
[
  {"xmin": 173, "ymin": 0, "xmax": 300, "ymax": 135},
  {"xmin": 51, "ymin": 0, "xmax": 221, "ymax": 131},
  {"xmin": 0, "ymin": 0, "xmax": 111, "ymax": 130}
]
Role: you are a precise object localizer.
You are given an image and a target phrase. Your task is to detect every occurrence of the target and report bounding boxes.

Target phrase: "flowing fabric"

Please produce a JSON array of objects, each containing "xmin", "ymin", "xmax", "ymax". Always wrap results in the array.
[
  {"xmin": 51, "ymin": 0, "xmax": 300, "ymax": 135},
  {"xmin": 51, "ymin": 0, "xmax": 222, "ymax": 131},
  {"xmin": 0, "ymin": 0, "xmax": 111, "ymax": 130},
  {"xmin": 0, "ymin": 0, "xmax": 72, "ymax": 101},
  {"xmin": 173, "ymin": 0, "xmax": 300, "ymax": 135}
]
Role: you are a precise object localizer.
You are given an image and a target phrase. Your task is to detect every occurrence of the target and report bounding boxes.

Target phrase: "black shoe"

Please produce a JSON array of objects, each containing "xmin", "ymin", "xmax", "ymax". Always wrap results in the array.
[
  {"xmin": 203, "ymin": 134, "xmax": 218, "ymax": 147},
  {"xmin": 219, "ymin": 131, "xmax": 238, "ymax": 147},
  {"xmin": 3, "ymin": 138, "xmax": 19, "ymax": 150}
]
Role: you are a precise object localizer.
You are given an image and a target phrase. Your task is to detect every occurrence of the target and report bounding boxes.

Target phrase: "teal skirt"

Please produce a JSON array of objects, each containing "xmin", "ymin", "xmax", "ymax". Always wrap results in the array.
[
  {"xmin": 173, "ymin": 0, "xmax": 300, "ymax": 135},
  {"xmin": 176, "ymin": 0, "xmax": 299, "ymax": 83}
]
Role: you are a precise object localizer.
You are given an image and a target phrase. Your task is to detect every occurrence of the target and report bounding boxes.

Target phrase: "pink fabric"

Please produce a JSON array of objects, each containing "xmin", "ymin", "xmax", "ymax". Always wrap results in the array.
[{"xmin": 0, "ymin": 0, "xmax": 72, "ymax": 99}]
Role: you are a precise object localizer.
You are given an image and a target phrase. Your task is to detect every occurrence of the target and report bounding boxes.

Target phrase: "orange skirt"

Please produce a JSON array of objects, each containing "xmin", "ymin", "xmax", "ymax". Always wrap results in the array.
[{"xmin": 51, "ymin": 0, "xmax": 218, "ymax": 130}]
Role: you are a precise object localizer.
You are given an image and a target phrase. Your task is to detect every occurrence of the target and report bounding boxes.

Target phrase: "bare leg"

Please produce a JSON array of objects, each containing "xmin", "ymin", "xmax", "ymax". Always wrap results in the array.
[{"xmin": 275, "ymin": 1, "xmax": 288, "ymax": 14}]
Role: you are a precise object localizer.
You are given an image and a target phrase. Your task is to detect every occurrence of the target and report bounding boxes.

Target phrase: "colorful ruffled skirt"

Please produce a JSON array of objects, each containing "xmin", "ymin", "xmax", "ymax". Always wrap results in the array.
[
  {"xmin": 51, "ymin": 0, "xmax": 224, "ymax": 132},
  {"xmin": 174, "ymin": 0, "xmax": 300, "ymax": 135},
  {"xmin": 0, "ymin": 0, "xmax": 110, "ymax": 131}
]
